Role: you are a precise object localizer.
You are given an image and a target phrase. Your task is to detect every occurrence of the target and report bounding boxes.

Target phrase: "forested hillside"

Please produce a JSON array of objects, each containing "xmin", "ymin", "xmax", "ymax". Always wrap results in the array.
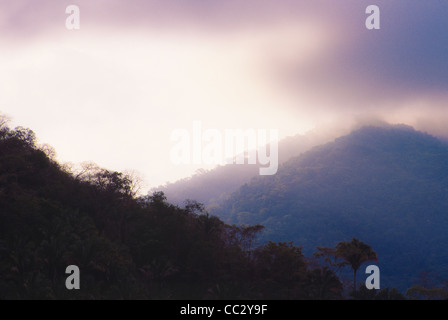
[
  {"xmin": 152, "ymin": 129, "xmax": 338, "ymax": 207},
  {"xmin": 2, "ymin": 121, "xmax": 446, "ymax": 299},
  {"xmin": 212, "ymin": 125, "xmax": 448, "ymax": 291},
  {"xmin": 0, "ymin": 123, "xmax": 352, "ymax": 299}
]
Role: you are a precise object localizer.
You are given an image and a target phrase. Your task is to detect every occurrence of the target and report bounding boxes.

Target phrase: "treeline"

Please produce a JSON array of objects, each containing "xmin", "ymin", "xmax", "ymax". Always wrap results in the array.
[{"xmin": 0, "ymin": 123, "xmax": 439, "ymax": 299}]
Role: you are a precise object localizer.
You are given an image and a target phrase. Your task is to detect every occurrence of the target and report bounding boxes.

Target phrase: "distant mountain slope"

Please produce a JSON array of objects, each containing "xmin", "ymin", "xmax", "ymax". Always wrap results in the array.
[
  {"xmin": 152, "ymin": 129, "xmax": 341, "ymax": 207},
  {"xmin": 211, "ymin": 124, "xmax": 448, "ymax": 290}
]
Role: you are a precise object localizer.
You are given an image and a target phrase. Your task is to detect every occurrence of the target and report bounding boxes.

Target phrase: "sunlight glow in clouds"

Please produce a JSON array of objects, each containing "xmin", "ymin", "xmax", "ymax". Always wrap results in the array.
[
  {"xmin": 0, "ymin": 21, "xmax": 326, "ymax": 187},
  {"xmin": 1, "ymin": 1, "xmax": 448, "ymax": 190}
]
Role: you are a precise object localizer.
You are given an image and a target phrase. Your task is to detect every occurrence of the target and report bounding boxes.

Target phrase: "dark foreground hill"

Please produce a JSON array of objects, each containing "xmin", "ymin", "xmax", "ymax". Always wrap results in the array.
[
  {"xmin": 211, "ymin": 124, "xmax": 448, "ymax": 291},
  {"xmin": 0, "ymin": 122, "xmax": 360, "ymax": 299}
]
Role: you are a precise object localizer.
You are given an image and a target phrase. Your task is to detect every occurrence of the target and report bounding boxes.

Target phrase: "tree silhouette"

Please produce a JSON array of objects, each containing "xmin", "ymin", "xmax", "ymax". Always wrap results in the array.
[
  {"xmin": 304, "ymin": 267, "xmax": 343, "ymax": 300},
  {"xmin": 335, "ymin": 238, "xmax": 377, "ymax": 292}
]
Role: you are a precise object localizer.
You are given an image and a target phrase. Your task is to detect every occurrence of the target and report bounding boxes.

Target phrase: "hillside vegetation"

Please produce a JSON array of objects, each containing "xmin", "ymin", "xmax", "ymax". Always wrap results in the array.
[
  {"xmin": 0, "ymin": 122, "xmax": 351, "ymax": 299},
  {"xmin": 1, "ymin": 121, "xmax": 446, "ymax": 298},
  {"xmin": 212, "ymin": 125, "xmax": 448, "ymax": 291}
]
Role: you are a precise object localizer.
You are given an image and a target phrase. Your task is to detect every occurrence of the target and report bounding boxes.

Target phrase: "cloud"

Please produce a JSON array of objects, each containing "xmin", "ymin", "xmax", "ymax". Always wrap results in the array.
[{"xmin": 1, "ymin": 0, "xmax": 448, "ymax": 187}]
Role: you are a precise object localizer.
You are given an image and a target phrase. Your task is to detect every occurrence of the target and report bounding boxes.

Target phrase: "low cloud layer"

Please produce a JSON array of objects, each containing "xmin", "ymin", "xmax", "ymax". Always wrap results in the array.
[{"xmin": 1, "ymin": 1, "xmax": 447, "ymax": 186}]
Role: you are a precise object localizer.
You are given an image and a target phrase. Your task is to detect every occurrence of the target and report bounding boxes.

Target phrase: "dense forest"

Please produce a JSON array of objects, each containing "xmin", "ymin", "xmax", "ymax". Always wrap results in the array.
[{"xmin": 0, "ymin": 120, "xmax": 446, "ymax": 299}]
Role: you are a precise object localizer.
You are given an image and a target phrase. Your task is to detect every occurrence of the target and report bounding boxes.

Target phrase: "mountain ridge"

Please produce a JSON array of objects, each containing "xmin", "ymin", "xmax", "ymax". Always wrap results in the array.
[
  {"xmin": 152, "ymin": 127, "xmax": 343, "ymax": 207},
  {"xmin": 210, "ymin": 124, "xmax": 448, "ymax": 290}
]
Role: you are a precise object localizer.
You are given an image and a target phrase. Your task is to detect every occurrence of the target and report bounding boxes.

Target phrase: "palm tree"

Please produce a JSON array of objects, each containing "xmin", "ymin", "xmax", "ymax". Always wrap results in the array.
[{"xmin": 335, "ymin": 238, "xmax": 377, "ymax": 292}]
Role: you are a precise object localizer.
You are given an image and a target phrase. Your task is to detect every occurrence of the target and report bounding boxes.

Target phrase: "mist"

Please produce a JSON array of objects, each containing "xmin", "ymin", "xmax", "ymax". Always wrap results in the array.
[{"xmin": 1, "ymin": 1, "xmax": 447, "ymax": 188}]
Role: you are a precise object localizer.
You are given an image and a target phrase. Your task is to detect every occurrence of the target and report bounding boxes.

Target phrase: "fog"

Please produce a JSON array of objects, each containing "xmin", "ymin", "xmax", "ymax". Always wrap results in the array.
[{"xmin": 1, "ymin": 1, "xmax": 447, "ymax": 188}]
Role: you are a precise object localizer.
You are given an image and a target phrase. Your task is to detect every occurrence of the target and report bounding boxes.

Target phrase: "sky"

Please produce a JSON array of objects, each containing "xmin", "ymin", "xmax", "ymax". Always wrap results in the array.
[{"xmin": 1, "ymin": 1, "xmax": 448, "ymax": 190}]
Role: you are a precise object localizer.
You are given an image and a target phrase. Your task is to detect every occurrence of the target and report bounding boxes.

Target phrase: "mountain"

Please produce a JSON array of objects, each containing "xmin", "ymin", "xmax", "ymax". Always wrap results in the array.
[
  {"xmin": 211, "ymin": 124, "xmax": 448, "ymax": 291},
  {"xmin": 2, "ymin": 119, "xmax": 446, "ymax": 298},
  {"xmin": 152, "ymin": 128, "xmax": 343, "ymax": 207}
]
